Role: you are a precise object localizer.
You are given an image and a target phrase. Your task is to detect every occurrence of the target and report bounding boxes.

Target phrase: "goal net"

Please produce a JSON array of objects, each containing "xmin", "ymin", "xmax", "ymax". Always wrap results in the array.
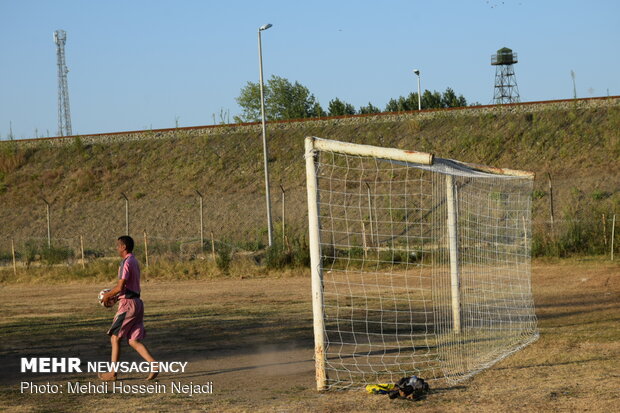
[{"xmin": 304, "ymin": 137, "xmax": 538, "ymax": 390}]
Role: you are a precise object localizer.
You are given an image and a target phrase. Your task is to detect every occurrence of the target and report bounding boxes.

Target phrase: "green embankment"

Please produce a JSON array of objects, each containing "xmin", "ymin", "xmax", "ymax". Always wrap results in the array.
[{"xmin": 1, "ymin": 98, "xmax": 619, "ymax": 261}]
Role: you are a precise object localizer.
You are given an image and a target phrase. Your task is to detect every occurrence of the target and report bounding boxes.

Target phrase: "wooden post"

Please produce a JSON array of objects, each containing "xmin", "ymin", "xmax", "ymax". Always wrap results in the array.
[
  {"xmin": 446, "ymin": 175, "xmax": 461, "ymax": 334},
  {"xmin": 11, "ymin": 239, "xmax": 17, "ymax": 276},
  {"xmin": 80, "ymin": 235, "xmax": 85, "ymax": 269},
  {"xmin": 366, "ymin": 182, "xmax": 374, "ymax": 247},
  {"xmin": 196, "ymin": 190, "xmax": 204, "ymax": 252},
  {"xmin": 547, "ymin": 173, "xmax": 554, "ymax": 233},
  {"xmin": 305, "ymin": 137, "xmax": 328, "ymax": 391},
  {"xmin": 143, "ymin": 230, "xmax": 149, "ymax": 267},
  {"xmin": 211, "ymin": 231, "xmax": 216, "ymax": 261},
  {"xmin": 121, "ymin": 193, "xmax": 129, "ymax": 235},
  {"xmin": 612, "ymin": 214, "xmax": 616, "ymax": 261},
  {"xmin": 285, "ymin": 235, "xmax": 291, "ymax": 254},
  {"xmin": 280, "ymin": 184, "xmax": 286, "ymax": 246},
  {"xmin": 41, "ymin": 198, "xmax": 51, "ymax": 247},
  {"xmin": 362, "ymin": 222, "xmax": 368, "ymax": 259},
  {"xmin": 602, "ymin": 214, "xmax": 608, "ymax": 247}
]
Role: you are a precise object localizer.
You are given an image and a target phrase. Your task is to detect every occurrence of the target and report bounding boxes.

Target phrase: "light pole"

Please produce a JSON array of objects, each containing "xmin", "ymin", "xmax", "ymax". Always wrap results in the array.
[
  {"xmin": 413, "ymin": 69, "xmax": 421, "ymax": 110},
  {"xmin": 258, "ymin": 23, "xmax": 274, "ymax": 247}
]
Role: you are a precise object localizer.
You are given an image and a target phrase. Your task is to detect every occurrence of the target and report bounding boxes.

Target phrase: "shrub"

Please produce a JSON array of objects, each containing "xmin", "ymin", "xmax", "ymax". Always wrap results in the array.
[
  {"xmin": 215, "ymin": 240, "xmax": 233, "ymax": 274},
  {"xmin": 41, "ymin": 245, "xmax": 74, "ymax": 265}
]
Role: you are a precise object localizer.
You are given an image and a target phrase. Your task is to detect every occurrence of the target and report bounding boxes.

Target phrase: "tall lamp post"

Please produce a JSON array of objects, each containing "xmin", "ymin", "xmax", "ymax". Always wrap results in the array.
[
  {"xmin": 413, "ymin": 69, "xmax": 421, "ymax": 110},
  {"xmin": 258, "ymin": 23, "xmax": 274, "ymax": 247}
]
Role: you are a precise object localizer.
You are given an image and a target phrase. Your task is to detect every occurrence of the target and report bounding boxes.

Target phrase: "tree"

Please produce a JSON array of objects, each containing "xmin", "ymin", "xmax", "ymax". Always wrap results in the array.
[
  {"xmin": 328, "ymin": 98, "xmax": 356, "ymax": 116},
  {"xmin": 234, "ymin": 81, "xmax": 262, "ymax": 123},
  {"xmin": 441, "ymin": 87, "xmax": 467, "ymax": 108},
  {"xmin": 311, "ymin": 102, "xmax": 327, "ymax": 118},
  {"xmin": 234, "ymin": 75, "xmax": 320, "ymax": 122},
  {"xmin": 385, "ymin": 88, "xmax": 467, "ymax": 112},
  {"xmin": 359, "ymin": 102, "xmax": 381, "ymax": 114},
  {"xmin": 421, "ymin": 90, "xmax": 443, "ymax": 109},
  {"xmin": 385, "ymin": 93, "xmax": 419, "ymax": 112}
]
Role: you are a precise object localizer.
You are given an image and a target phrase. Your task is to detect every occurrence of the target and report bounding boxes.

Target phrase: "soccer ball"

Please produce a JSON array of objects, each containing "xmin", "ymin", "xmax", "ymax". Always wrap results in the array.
[{"xmin": 98, "ymin": 288, "xmax": 118, "ymax": 307}]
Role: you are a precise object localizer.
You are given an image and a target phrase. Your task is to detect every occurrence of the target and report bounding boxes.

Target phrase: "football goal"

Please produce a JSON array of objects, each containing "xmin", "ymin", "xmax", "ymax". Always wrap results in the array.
[{"xmin": 304, "ymin": 137, "xmax": 538, "ymax": 390}]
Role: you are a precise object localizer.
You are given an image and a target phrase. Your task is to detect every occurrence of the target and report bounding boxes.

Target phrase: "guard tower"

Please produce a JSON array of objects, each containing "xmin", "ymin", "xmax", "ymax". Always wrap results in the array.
[{"xmin": 491, "ymin": 47, "xmax": 520, "ymax": 104}]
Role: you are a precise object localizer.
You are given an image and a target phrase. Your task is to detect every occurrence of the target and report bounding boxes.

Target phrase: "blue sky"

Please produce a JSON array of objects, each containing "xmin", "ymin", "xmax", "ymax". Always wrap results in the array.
[{"xmin": 1, "ymin": 0, "xmax": 619, "ymax": 139}]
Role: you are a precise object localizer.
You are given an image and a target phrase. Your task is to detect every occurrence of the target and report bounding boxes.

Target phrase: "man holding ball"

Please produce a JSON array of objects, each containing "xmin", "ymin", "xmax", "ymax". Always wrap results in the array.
[{"xmin": 99, "ymin": 235, "xmax": 158, "ymax": 381}]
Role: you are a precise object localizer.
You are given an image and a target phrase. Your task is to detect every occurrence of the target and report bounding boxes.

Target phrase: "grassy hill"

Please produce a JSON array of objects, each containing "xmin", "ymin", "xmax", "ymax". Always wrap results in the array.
[{"xmin": 1, "ymin": 97, "xmax": 619, "ymax": 263}]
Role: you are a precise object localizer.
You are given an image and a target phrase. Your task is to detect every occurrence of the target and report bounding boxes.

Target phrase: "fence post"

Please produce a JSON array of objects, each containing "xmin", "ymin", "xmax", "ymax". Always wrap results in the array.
[
  {"xmin": 211, "ymin": 231, "xmax": 216, "ymax": 261},
  {"xmin": 80, "ymin": 235, "xmax": 85, "ymax": 269},
  {"xmin": 196, "ymin": 190, "xmax": 204, "ymax": 252},
  {"xmin": 547, "ymin": 173, "xmax": 554, "ymax": 234},
  {"xmin": 612, "ymin": 214, "xmax": 616, "ymax": 261},
  {"xmin": 121, "ymin": 193, "xmax": 129, "ymax": 235},
  {"xmin": 280, "ymin": 184, "xmax": 286, "ymax": 246},
  {"xmin": 362, "ymin": 222, "xmax": 368, "ymax": 259},
  {"xmin": 42, "ymin": 198, "xmax": 51, "ymax": 247},
  {"xmin": 143, "ymin": 230, "xmax": 149, "ymax": 267},
  {"xmin": 11, "ymin": 239, "xmax": 17, "ymax": 276},
  {"xmin": 365, "ymin": 182, "xmax": 374, "ymax": 247}
]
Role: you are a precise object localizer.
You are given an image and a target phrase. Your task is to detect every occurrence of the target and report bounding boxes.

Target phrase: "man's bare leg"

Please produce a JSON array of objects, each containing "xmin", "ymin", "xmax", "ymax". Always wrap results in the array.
[
  {"xmin": 129, "ymin": 339, "xmax": 158, "ymax": 380},
  {"xmin": 99, "ymin": 335, "xmax": 120, "ymax": 381}
]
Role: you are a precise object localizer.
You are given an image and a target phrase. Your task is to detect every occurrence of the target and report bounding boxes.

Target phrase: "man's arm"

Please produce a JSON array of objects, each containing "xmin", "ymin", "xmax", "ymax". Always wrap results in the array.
[{"xmin": 103, "ymin": 278, "xmax": 126, "ymax": 305}]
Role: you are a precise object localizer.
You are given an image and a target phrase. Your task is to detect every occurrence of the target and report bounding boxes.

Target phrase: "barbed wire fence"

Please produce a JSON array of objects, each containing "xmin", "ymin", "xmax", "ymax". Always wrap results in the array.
[
  {"xmin": 0, "ymin": 174, "xmax": 617, "ymax": 273},
  {"xmin": 0, "ymin": 187, "xmax": 310, "ymax": 272}
]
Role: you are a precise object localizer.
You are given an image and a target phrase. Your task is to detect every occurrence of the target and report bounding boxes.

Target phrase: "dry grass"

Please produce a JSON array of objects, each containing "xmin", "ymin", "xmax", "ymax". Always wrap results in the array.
[{"xmin": 0, "ymin": 259, "xmax": 618, "ymax": 412}]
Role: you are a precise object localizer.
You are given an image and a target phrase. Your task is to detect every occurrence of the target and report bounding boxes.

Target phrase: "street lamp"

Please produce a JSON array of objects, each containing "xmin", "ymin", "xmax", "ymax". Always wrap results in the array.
[
  {"xmin": 258, "ymin": 23, "xmax": 274, "ymax": 247},
  {"xmin": 413, "ymin": 69, "xmax": 421, "ymax": 110}
]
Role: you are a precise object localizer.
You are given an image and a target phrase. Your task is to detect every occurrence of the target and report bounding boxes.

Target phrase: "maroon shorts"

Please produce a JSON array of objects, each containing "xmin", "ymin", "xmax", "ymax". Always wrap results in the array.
[{"xmin": 107, "ymin": 298, "xmax": 146, "ymax": 341}]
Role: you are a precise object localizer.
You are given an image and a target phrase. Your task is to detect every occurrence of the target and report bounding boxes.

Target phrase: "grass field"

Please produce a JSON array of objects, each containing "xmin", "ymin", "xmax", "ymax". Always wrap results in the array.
[{"xmin": 0, "ymin": 259, "xmax": 618, "ymax": 412}]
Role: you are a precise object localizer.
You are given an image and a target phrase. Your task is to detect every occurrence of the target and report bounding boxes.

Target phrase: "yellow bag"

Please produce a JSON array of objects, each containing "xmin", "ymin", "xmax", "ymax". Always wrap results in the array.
[{"xmin": 365, "ymin": 383, "xmax": 395, "ymax": 394}]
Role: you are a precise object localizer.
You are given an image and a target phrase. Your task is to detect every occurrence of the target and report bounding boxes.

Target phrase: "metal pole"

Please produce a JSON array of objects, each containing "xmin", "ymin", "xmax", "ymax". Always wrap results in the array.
[
  {"xmin": 258, "ymin": 24, "xmax": 274, "ymax": 247},
  {"xmin": 416, "ymin": 71, "xmax": 422, "ymax": 110},
  {"xmin": 121, "ymin": 193, "xmax": 129, "ymax": 235}
]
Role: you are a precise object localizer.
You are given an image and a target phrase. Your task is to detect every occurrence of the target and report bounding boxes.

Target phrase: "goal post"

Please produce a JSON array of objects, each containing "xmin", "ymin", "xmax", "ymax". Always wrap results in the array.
[
  {"xmin": 305, "ymin": 137, "xmax": 328, "ymax": 390},
  {"xmin": 304, "ymin": 136, "xmax": 538, "ymax": 390}
]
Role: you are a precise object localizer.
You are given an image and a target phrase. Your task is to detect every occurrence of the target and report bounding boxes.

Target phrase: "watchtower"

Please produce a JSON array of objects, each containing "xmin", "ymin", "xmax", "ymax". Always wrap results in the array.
[{"xmin": 491, "ymin": 47, "xmax": 520, "ymax": 104}]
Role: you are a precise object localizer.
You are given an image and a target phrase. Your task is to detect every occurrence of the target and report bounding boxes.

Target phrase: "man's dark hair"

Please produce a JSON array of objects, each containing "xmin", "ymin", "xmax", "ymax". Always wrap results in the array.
[{"xmin": 118, "ymin": 235, "xmax": 134, "ymax": 253}]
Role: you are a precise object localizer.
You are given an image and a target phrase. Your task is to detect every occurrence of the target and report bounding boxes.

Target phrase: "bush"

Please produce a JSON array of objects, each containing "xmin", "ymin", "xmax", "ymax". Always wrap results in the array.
[
  {"xmin": 265, "ymin": 241, "xmax": 291, "ymax": 270},
  {"xmin": 41, "ymin": 245, "xmax": 74, "ymax": 265},
  {"xmin": 265, "ymin": 234, "xmax": 311, "ymax": 270},
  {"xmin": 215, "ymin": 240, "xmax": 233, "ymax": 274}
]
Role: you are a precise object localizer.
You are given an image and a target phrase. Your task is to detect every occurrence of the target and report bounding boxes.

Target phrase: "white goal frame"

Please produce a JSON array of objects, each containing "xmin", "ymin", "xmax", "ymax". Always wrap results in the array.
[{"xmin": 305, "ymin": 136, "xmax": 538, "ymax": 391}]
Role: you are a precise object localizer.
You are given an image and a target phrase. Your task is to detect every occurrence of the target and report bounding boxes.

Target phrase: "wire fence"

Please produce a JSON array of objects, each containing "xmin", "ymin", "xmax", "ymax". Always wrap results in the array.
[
  {"xmin": 0, "ymin": 189, "xmax": 310, "ymax": 271},
  {"xmin": 0, "ymin": 185, "xmax": 617, "ymax": 272}
]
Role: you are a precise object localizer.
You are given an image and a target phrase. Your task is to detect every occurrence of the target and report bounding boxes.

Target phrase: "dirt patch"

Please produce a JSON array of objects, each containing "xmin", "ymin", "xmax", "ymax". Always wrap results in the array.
[{"xmin": 1, "ymin": 260, "xmax": 619, "ymax": 412}]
